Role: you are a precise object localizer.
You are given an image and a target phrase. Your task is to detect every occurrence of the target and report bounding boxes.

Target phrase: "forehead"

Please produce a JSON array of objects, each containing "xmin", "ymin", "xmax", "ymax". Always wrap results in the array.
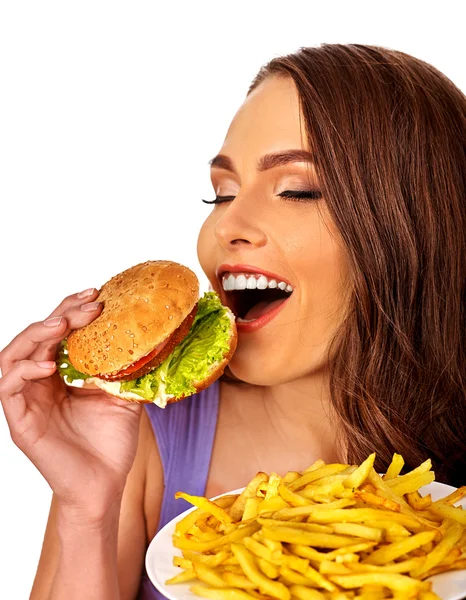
[{"xmin": 221, "ymin": 75, "xmax": 309, "ymax": 158}]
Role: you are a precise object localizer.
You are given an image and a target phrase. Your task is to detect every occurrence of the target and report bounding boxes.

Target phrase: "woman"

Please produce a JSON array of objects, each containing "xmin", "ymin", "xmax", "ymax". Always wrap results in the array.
[{"xmin": 0, "ymin": 43, "xmax": 465, "ymax": 600}]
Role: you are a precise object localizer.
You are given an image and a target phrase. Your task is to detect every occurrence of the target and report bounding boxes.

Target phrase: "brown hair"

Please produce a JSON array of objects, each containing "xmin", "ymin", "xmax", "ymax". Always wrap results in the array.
[{"xmin": 246, "ymin": 44, "xmax": 466, "ymax": 486}]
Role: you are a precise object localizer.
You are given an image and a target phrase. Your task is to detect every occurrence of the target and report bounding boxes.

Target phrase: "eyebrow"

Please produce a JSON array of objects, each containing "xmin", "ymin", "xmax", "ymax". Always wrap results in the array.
[{"xmin": 208, "ymin": 150, "xmax": 314, "ymax": 174}]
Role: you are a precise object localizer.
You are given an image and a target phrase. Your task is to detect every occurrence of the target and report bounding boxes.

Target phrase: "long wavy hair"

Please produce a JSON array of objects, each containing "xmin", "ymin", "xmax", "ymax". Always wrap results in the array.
[{"xmin": 225, "ymin": 44, "xmax": 466, "ymax": 486}]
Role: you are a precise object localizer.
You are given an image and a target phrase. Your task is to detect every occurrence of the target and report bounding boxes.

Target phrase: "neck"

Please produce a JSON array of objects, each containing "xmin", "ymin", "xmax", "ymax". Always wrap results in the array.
[{"xmin": 223, "ymin": 366, "xmax": 342, "ymax": 466}]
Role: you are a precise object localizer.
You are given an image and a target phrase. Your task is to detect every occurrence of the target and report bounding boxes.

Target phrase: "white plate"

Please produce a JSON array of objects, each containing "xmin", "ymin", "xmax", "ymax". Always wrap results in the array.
[{"xmin": 146, "ymin": 483, "xmax": 466, "ymax": 600}]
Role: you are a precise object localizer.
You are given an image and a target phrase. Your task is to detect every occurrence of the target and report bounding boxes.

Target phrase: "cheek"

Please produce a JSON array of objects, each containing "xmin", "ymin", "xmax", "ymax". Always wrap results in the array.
[
  {"xmin": 288, "ymin": 220, "xmax": 350, "ymax": 336},
  {"xmin": 196, "ymin": 216, "xmax": 215, "ymax": 276}
]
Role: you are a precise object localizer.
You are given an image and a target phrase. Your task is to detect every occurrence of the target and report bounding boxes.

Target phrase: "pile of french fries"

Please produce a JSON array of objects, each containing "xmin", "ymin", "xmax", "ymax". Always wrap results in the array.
[{"xmin": 167, "ymin": 453, "xmax": 466, "ymax": 600}]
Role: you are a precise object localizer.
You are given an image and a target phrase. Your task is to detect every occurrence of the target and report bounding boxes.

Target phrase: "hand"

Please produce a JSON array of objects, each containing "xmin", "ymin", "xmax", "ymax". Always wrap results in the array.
[{"xmin": 0, "ymin": 289, "xmax": 143, "ymax": 525}]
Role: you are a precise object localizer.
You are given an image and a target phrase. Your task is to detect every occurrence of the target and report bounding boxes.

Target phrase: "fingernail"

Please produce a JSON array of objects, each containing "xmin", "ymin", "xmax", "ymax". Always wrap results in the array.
[
  {"xmin": 44, "ymin": 316, "xmax": 63, "ymax": 327},
  {"xmin": 77, "ymin": 288, "xmax": 95, "ymax": 299},
  {"xmin": 81, "ymin": 301, "xmax": 101, "ymax": 312},
  {"xmin": 37, "ymin": 361, "xmax": 56, "ymax": 369}
]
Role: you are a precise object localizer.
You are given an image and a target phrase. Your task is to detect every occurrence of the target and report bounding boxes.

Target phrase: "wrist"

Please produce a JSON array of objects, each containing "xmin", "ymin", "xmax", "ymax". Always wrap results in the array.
[{"xmin": 56, "ymin": 492, "xmax": 123, "ymax": 535}]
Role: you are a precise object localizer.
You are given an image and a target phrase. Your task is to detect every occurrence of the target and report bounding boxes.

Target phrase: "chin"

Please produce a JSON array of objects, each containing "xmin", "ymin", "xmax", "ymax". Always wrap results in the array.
[
  {"xmin": 226, "ymin": 340, "xmax": 329, "ymax": 387},
  {"xmin": 226, "ymin": 352, "xmax": 290, "ymax": 387}
]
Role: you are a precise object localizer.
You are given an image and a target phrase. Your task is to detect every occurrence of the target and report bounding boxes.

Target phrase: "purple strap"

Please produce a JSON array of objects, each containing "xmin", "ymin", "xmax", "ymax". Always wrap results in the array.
[{"xmin": 138, "ymin": 381, "xmax": 220, "ymax": 600}]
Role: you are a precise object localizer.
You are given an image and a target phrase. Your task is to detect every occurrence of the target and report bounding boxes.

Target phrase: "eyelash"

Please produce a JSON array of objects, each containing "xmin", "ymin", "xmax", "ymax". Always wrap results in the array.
[{"xmin": 202, "ymin": 190, "xmax": 322, "ymax": 204}]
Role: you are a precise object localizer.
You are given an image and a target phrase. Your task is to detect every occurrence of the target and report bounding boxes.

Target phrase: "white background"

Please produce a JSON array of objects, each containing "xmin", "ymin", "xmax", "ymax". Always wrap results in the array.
[{"xmin": 0, "ymin": 1, "xmax": 464, "ymax": 597}]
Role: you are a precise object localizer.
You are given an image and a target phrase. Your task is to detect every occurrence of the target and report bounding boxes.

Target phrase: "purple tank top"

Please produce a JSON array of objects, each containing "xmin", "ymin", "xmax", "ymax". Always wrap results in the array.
[{"xmin": 138, "ymin": 381, "xmax": 220, "ymax": 600}]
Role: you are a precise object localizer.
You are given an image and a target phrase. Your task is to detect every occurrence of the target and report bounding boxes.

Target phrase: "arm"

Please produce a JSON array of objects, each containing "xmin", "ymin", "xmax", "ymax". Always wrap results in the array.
[
  {"xmin": 30, "ymin": 408, "xmax": 162, "ymax": 600},
  {"xmin": 0, "ymin": 289, "xmax": 161, "ymax": 600}
]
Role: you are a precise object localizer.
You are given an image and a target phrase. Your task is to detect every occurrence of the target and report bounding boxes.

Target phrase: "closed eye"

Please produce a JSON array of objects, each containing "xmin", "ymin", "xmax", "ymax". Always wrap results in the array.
[{"xmin": 202, "ymin": 190, "xmax": 322, "ymax": 205}]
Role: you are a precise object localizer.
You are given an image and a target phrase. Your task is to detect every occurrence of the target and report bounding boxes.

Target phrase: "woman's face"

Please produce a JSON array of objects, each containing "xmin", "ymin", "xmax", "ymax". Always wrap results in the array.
[{"xmin": 197, "ymin": 75, "xmax": 350, "ymax": 386}]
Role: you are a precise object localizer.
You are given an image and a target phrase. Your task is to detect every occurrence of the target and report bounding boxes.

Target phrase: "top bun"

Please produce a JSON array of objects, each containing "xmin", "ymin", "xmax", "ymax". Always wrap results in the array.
[{"xmin": 67, "ymin": 260, "xmax": 199, "ymax": 377}]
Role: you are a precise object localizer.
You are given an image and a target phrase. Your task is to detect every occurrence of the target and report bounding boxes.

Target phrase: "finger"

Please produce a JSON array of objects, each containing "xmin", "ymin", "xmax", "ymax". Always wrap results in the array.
[
  {"xmin": 0, "ymin": 288, "xmax": 99, "ymax": 372},
  {"xmin": 45, "ymin": 287, "xmax": 99, "ymax": 319},
  {"xmin": 0, "ymin": 317, "xmax": 68, "ymax": 374},
  {"xmin": 1, "ymin": 301, "xmax": 103, "ymax": 372},
  {"xmin": 32, "ymin": 300, "xmax": 104, "ymax": 362},
  {"xmin": 0, "ymin": 359, "xmax": 56, "ymax": 432}
]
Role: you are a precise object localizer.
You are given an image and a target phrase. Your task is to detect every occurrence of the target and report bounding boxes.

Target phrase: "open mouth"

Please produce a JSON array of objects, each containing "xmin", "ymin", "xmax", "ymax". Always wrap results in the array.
[{"xmin": 220, "ymin": 273, "xmax": 294, "ymax": 322}]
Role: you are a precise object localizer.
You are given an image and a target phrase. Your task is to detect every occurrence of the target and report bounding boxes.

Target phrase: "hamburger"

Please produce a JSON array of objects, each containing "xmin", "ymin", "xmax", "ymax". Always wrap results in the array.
[{"xmin": 57, "ymin": 260, "xmax": 237, "ymax": 407}]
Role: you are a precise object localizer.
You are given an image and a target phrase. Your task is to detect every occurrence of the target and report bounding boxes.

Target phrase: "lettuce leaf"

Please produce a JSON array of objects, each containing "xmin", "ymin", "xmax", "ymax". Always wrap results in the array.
[{"xmin": 57, "ymin": 340, "xmax": 90, "ymax": 383}]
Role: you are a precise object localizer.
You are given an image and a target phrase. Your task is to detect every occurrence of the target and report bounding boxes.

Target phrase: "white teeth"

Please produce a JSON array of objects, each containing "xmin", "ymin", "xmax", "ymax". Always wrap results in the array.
[
  {"xmin": 221, "ymin": 272, "xmax": 294, "ymax": 293},
  {"xmin": 256, "ymin": 275, "xmax": 268, "ymax": 290},
  {"xmin": 234, "ymin": 274, "xmax": 247, "ymax": 290},
  {"xmin": 225, "ymin": 274, "xmax": 236, "ymax": 291}
]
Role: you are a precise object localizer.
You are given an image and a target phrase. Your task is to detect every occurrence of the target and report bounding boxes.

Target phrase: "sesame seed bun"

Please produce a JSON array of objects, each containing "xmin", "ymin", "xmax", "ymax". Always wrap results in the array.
[
  {"xmin": 67, "ymin": 260, "xmax": 199, "ymax": 377},
  {"xmin": 81, "ymin": 309, "xmax": 238, "ymax": 405}
]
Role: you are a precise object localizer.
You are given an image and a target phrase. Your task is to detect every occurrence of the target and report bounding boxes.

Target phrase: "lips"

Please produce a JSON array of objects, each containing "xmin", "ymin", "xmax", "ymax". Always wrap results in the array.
[{"xmin": 215, "ymin": 263, "xmax": 294, "ymax": 333}]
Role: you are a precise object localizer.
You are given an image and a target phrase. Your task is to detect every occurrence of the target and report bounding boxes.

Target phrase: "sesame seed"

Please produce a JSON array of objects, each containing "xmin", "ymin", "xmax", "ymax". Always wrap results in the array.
[
  {"xmin": 130, "ymin": 333, "xmax": 135, "ymax": 338},
  {"xmin": 129, "ymin": 350, "xmax": 134, "ymax": 355},
  {"xmin": 118, "ymin": 348, "xmax": 123, "ymax": 352},
  {"xmin": 169, "ymin": 315, "xmax": 173, "ymax": 320},
  {"xmin": 125, "ymin": 330, "xmax": 131, "ymax": 334},
  {"xmin": 165, "ymin": 305, "xmax": 170, "ymax": 309}
]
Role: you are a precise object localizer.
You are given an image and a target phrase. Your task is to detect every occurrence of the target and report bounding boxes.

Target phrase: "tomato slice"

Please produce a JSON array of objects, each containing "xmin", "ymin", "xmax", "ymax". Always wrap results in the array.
[{"xmin": 99, "ymin": 334, "xmax": 172, "ymax": 382}]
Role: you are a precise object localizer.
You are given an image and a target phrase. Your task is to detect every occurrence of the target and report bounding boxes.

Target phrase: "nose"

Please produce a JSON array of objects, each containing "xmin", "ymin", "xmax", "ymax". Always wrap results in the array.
[{"xmin": 214, "ymin": 195, "xmax": 268, "ymax": 250}]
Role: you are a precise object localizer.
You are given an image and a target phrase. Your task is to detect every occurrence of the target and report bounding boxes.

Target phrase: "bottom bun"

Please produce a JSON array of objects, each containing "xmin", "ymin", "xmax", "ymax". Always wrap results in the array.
[{"xmin": 81, "ymin": 311, "xmax": 238, "ymax": 407}]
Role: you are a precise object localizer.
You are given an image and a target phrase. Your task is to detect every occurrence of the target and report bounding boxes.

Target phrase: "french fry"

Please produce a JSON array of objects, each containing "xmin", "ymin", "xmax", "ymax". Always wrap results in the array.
[
  {"xmin": 363, "ymin": 531, "xmax": 438, "ymax": 565},
  {"xmin": 175, "ymin": 492, "xmax": 233, "ymax": 526},
  {"xmin": 242, "ymin": 498, "xmax": 261, "ymax": 522},
  {"xmin": 258, "ymin": 518, "xmax": 333, "ymax": 534},
  {"xmin": 174, "ymin": 522, "xmax": 260, "ymax": 552},
  {"xmin": 429, "ymin": 502, "xmax": 466, "ymax": 525},
  {"xmin": 329, "ymin": 573, "xmax": 421, "ymax": 595},
  {"xmin": 406, "ymin": 491, "xmax": 432, "ymax": 511},
  {"xmin": 273, "ymin": 499, "xmax": 355, "ymax": 520},
  {"xmin": 223, "ymin": 572, "xmax": 258, "ymax": 590},
  {"xmin": 229, "ymin": 473, "xmax": 269, "ymax": 522},
  {"xmin": 385, "ymin": 458, "xmax": 432, "ymax": 488},
  {"xmin": 289, "ymin": 585, "xmax": 326, "ymax": 600},
  {"xmin": 289, "ymin": 464, "xmax": 349, "ymax": 491},
  {"xmin": 262, "ymin": 525, "xmax": 362, "ymax": 549},
  {"xmin": 230, "ymin": 543, "xmax": 291, "ymax": 600},
  {"xmin": 353, "ymin": 490, "xmax": 400, "ymax": 512},
  {"xmin": 243, "ymin": 536, "xmax": 278, "ymax": 562},
  {"xmin": 383, "ymin": 453, "xmax": 405, "ymax": 480},
  {"xmin": 265, "ymin": 473, "xmax": 283, "ymax": 501},
  {"xmin": 389, "ymin": 472, "xmax": 436, "ymax": 497},
  {"xmin": 166, "ymin": 568, "xmax": 197, "ymax": 584},
  {"xmin": 432, "ymin": 485, "xmax": 466, "ymax": 506},
  {"xmin": 190, "ymin": 583, "xmax": 256, "ymax": 600},
  {"xmin": 330, "ymin": 523, "xmax": 383, "ymax": 542},
  {"xmin": 167, "ymin": 453, "xmax": 466, "ymax": 600},
  {"xmin": 343, "ymin": 454, "xmax": 376, "ymax": 490},
  {"xmin": 410, "ymin": 521, "xmax": 463, "ymax": 577},
  {"xmin": 193, "ymin": 562, "xmax": 228, "ymax": 588}
]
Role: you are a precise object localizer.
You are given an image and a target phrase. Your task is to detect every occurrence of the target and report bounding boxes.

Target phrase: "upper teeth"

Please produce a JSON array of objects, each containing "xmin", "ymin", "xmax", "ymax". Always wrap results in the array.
[{"xmin": 222, "ymin": 273, "xmax": 293, "ymax": 293}]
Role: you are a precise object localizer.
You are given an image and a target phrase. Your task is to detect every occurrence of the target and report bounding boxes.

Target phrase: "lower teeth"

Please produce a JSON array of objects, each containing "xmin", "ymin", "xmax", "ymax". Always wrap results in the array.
[{"xmin": 236, "ymin": 317, "xmax": 256, "ymax": 323}]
